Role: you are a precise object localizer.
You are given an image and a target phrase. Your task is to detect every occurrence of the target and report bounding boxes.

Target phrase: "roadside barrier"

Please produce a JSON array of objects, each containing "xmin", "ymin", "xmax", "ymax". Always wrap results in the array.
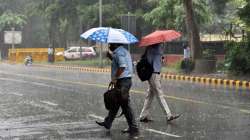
[
  {"xmin": 32, "ymin": 64, "xmax": 250, "ymax": 90},
  {"xmin": 8, "ymin": 48, "xmax": 65, "ymax": 63},
  {"xmin": 160, "ymin": 73, "xmax": 250, "ymax": 89}
]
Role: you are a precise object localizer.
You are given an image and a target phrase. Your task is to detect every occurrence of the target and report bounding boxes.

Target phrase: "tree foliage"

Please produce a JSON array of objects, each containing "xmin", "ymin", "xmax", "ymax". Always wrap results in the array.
[
  {"xmin": 0, "ymin": 0, "xmax": 246, "ymax": 50},
  {"xmin": 0, "ymin": 12, "xmax": 27, "ymax": 30},
  {"xmin": 238, "ymin": 0, "xmax": 250, "ymax": 41},
  {"xmin": 30, "ymin": 0, "xmax": 80, "ymax": 48},
  {"xmin": 143, "ymin": 0, "xmax": 212, "ymax": 32},
  {"xmin": 225, "ymin": 41, "xmax": 250, "ymax": 75},
  {"xmin": 0, "ymin": 0, "xmax": 28, "ymax": 30},
  {"xmin": 224, "ymin": 0, "xmax": 250, "ymax": 75}
]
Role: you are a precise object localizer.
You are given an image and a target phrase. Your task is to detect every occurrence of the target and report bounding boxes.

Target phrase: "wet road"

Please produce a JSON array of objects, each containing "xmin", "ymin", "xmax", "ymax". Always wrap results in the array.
[{"xmin": 0, "ymin": 63, "xmax": 250, "ymax": 140}]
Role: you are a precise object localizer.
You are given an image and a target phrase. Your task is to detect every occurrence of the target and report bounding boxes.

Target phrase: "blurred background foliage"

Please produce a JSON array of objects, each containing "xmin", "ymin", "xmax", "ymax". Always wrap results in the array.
[
  {"xmin": 0, "ymin": 0, "xmax": 249, "ymax": 74},
  {"xmin": 0, "ymin": 0, "xmax": 248, "ymax": 47}
]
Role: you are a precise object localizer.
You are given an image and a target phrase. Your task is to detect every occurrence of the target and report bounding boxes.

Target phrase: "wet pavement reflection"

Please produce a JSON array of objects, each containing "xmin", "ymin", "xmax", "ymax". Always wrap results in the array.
[{"xmin": 0, "ymin": 63, "xmax": 250, "ymax": 140}]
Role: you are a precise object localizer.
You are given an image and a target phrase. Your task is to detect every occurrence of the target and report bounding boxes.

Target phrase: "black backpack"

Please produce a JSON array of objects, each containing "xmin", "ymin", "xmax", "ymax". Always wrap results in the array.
[{"xmin": 136, "ymin": 51, "xmax": 153, "ymax": 81}]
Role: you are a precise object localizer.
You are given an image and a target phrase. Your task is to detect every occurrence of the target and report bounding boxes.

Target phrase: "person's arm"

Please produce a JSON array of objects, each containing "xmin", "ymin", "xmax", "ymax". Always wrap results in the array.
[
  {"xmin": 111, "ymin": 67, "xmax": 124, "ymax": 84},
  {"xmin": 112, "ymin": 51, "xmax": 127, "ymax": 83},
  {"xmin": 116, "ymin": 67, "xmax": 125, "ymax": 78}
]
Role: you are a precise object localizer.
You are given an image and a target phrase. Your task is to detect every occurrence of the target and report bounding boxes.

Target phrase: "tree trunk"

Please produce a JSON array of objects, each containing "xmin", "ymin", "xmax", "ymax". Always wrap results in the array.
[
  {"xmin": 183, "ymin": 0, "xmax": 202, "ymax": 60},
  {"xmin": 59, "ymin": 31, "xmax": 67, "ymax": 49},
  {"xmin": 23, "ymin": 19, "xmax": 33, "ymax": 48},
  {"xmin": 49, "ymin": 15, "xmax": 57, "ymax": 49},
  {"xmin": 247, "ymin": 32, "xmax": 250, "ymax": 47}
]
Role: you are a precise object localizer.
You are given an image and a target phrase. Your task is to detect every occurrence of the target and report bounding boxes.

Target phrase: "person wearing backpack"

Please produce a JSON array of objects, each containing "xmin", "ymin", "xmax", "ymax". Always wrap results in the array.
[
  {"xmin": 96, "ymin": 43, "xmax": 139, "ymax": 137},
  {"xmin": 139, "ymin": 43, "xmax": 180, "ymax": 123}
]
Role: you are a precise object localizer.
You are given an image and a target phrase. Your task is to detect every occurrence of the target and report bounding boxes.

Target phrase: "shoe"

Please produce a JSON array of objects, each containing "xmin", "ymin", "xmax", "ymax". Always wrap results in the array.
[
  {"xmin": 121, "ymin": 128, "xmax": 139, "ymax": 135},
  {"xmin": 129, "ymin": 130, "xmax": 140, "ymax": 139},
  {"xmin": 139, "ymin": 117, "xmax": 153, "ymax": 123},
  {"xmin": 121, "ymin": 128, "xmax": 130, "ymax": 133},
  {"xmin": 167, "ymin": 114, "xmax": 181, "ymax": 122},
  {"xmin": 95, "ymin": 121, "xmax": 110, "ymax": 129}
]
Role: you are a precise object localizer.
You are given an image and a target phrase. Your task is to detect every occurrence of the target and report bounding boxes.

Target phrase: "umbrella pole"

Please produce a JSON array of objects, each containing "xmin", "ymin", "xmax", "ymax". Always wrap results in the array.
[
  {"xmin": 99, "ymin": 0, "xmax": 103, "ymax": 68},
  {"xmin": 128, "ymin": 44, "xmax": 131, "ymax": 53},
  {"xmin": 99, "ymin": 42, "xmax": 103, "ymax": 68}
]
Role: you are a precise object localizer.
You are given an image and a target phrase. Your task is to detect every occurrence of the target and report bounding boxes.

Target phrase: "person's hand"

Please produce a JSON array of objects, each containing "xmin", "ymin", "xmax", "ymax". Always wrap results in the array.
[
  {"xmin": 106, "ymin": 50, "xmax": 113, "ymax": 60},
  {"xmin": 108, "ymin": 79, "xmax": 116, "ymax": 89},
  {"xmin": 108, "ymin": 82, "xmax": 113, "ymax": 89},
  {"xmin": 111, "ymin": 79, "xmax": 117, "ymax": 85},
  {"xmin": 110, "ymin": 77, "xmax": 117, "ymax": 85}
]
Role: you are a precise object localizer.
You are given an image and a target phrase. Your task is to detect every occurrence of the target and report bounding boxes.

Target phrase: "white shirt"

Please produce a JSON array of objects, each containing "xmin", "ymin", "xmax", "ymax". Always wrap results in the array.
[
  {"xmin": 48, "ymin": 48, "xmax": 54, "ymax": 55},
  {"xmin": 184, "ymin": 47, "xmax": 190, "ymax": 59}
]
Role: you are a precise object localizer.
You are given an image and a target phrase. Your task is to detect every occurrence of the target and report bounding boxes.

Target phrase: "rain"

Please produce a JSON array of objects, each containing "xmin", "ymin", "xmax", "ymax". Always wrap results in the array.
[{"xmin": 0, "ymin": 0, "xmax": 250, "ymax": 140}]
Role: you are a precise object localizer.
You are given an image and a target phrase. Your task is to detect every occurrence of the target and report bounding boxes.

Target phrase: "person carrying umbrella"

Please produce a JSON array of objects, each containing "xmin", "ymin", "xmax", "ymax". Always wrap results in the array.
[
  {"xmin": 138, "ymin": 30, "xmax": 181, "ymax": 123},
  {"xmin": 81, "ymin": 27, "xmax": 139, "ymax": 137},
  {"xmin": 96, "ymin": 43, "xmax": 139, "ymax": 136}
]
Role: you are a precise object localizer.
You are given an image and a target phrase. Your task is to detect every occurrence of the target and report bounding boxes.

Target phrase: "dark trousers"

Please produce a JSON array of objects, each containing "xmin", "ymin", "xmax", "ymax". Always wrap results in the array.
[
  {"xmin": 48, "ymin": 54, "xmax": 54, "ymax": 62},
  {"xmin": 104, "ymin": 78, "xmax": 138, "ymax": 130},
  {"xmin": 184, "ymin": 58, "xmax": 191, "ymax": 73}
]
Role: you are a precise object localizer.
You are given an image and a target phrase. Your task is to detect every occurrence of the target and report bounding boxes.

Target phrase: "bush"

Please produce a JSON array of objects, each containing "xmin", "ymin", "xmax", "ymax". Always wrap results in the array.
[
  {"xmin": 180, "ymin": 59, "xmax": 195, "ymax": 73},
  {"xmin": 175, "ymin": 60, "xmax": 183, "ymax": 70},
  {"xmin": 161, "ymin": 61, "xmax": 181, "ymax": 73},
  {"xmin": 225, "ymin": 41, "xmax": 250, "ymax": 75},
  {"xmin": 216, "ymin": 61, "xmax": 226, "ymax": 72}
]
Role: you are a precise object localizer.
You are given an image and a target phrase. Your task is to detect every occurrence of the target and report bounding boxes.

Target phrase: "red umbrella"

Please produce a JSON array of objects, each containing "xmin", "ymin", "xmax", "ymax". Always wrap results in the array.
[{"xmin": 139, "ymin": 30, "xmax": 181, "ymax": 47}]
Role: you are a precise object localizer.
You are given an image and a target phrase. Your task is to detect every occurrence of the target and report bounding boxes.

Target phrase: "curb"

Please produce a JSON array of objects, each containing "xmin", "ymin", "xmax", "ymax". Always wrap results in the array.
[
  {"xmin": 33, "ymin": 64, "xmax": 111, "ymax": 73},
  {"xmin": 33, "ymin": 64, "xmax": 250, "ymax": 90},
  {"xmin": 159, "ymin": 73, "xmax": 250, "ymax": 89}
]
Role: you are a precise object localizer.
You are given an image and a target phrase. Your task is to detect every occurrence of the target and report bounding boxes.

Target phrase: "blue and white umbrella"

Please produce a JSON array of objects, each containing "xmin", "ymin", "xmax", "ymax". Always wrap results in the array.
[{"xmin": 80, "ymin": 27, "xmax": 138, "ymax": 44}]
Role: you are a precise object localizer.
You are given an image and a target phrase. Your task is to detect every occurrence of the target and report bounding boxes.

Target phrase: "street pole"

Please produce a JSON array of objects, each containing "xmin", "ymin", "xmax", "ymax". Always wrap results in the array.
[
  {"xmin": 99, "ymin": 0, "xmax": 103, "ymax": 68},
  {"xmin": 11, "ymin": 27, "xmax": 15, "ymax": 62},
  {"xmin": 99, "ymin": 0, "xmax": 102, "ymax": 27},
  {"xmin": 127, "ymin": 12, "xmax": 131, "ymax": 53}
]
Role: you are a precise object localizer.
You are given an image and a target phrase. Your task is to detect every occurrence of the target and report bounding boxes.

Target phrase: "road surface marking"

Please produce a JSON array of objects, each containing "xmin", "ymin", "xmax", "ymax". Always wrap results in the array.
[
  {"xmin": 40, "ymin": 100, "xmax": 58, "ymax": 106},
  {"xmin": 0, "ymin": 77, "xmax": 77, "ymax": 92},
  {"xmin": 0, "ymin": 121, "xmax": 96, "ymax": 130},
  {"xmin": 145, "ymin": 128, "xmax": 182, "ymax": 138},
  {"xmin": 32, "ymin": 81, "xmax": 52, "ymax": 87},
  {"xmin": 0, "ymin": 77, "xmax": 28, "ymax": 84},
  {"xmin": 1, "ymin": 70, "xmax": 250, "ymax": 114},
  {"xmin": 89, "ymin": 114, "xmax": 105, "ymax": 120},
  {"xmin": 9, "ymin": 92, "xmax": 23, "ymax": 96},
  {"xmin": 23, "ymin": 100, "xmax": 70, "ymax": 116}
]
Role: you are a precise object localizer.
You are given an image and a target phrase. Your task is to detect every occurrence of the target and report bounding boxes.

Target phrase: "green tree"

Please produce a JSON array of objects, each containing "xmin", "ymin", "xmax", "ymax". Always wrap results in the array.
[
  {"xmin": 30, "ymin": 0, "xmax": 80, "ymax": 48},
  {"xmin": 0, "ymin": 11, "xmax": 27, "ymax": 30},
  {"xmin": 143, "ymin": 0, "xmax": 210, "ymax": 60},
  {"xmin": 143, "ymin": 0, "xmax": 180, "ymax": 29},
  {"xmin": 0, "ymin": 0, "xmax": 28, "ymax": 30},
  {"xmin": 238, "ymin": 0, "xmax": 250, "ymax": 42},
  {"xmin": 143, "ymin": 0, "xmax": 212, "ymax": 31},
  {"xmin": 184, "ymin": 0, "xmax": 202, "ymax": 60},
  {"xmin": 224, "ymin": 0, "xmax": 250, "ymax": 75},
  {"xmin": 77, "ymin": 0, "xmax": 127, "ymax": 30}
]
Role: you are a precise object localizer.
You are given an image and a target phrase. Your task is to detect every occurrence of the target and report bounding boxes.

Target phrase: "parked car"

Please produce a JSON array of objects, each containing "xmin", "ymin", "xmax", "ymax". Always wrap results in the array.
[{"xmin": 56, "ymin": 46, "xmax": 96, "ymax": 60}]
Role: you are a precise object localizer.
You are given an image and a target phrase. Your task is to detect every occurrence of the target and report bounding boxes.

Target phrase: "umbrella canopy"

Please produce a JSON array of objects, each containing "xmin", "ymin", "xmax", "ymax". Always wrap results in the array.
[
  {"xmin": 80, "ymin": 27, "xmax": 138, "ymax": 44},
  {"xmin": 139, "ymin": 30, "xmax": 181, "ymax": 47}
]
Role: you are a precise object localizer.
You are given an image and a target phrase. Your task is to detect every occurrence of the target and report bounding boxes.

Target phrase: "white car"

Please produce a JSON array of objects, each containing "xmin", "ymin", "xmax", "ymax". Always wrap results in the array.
[{"xmin": 56, "ymin": 46, "xmax": 96, "ymax": 60}]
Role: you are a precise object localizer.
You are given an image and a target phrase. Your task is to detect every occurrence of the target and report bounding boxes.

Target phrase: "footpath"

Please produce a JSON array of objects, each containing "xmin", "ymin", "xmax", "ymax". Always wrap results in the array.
[{"xmin": 32, "ymin": 63, "xmax": 250, "ymax": 90}]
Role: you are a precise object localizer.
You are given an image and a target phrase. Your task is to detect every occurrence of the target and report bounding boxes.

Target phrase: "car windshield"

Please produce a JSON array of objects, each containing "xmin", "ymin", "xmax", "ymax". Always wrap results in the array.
[{"xmin": 68, "ymin": 48, "xmax": 77, "ymax": 52}]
